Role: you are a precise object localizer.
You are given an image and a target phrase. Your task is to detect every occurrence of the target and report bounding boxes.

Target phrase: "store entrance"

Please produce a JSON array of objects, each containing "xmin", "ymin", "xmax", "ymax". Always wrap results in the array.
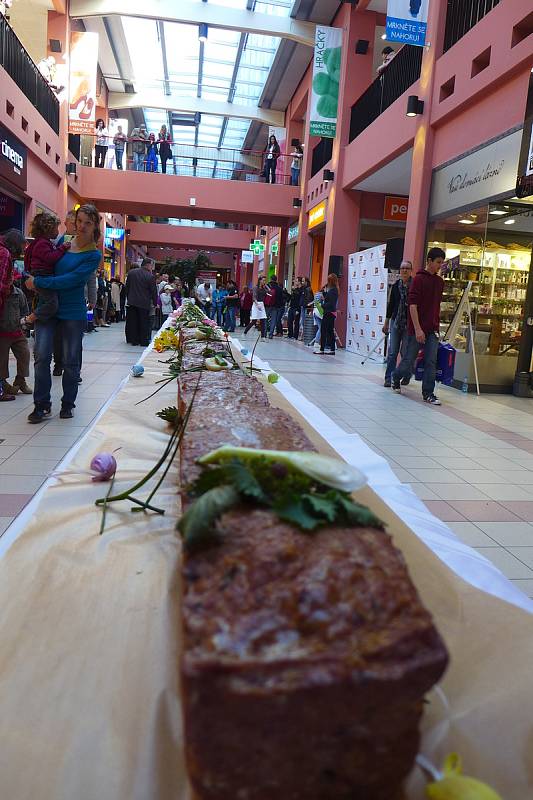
[
  {"xmin": 428, "ymin": 201, "xmax": 533, "ymax": 392},
  {"xmin": 311, "ymin": 233, "xmax": 324, "ymax": 292},
  {"xmin": 0, "ymin": 190, "xmax": 24, "ymax": 232}
]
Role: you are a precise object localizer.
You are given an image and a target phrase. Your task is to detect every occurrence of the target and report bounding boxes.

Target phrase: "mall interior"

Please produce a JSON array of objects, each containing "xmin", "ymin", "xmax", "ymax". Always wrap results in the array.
[{"xmin": 1, "ymin": 1, "xmax": 533, "ymax": 797}]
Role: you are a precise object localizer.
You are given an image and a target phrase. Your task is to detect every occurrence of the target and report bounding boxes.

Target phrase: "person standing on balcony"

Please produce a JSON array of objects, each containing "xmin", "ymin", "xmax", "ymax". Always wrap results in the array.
[
  {"xmin": 263, "ymin": 135, "xmax": 280, "ymax": 184},
  {"xmin": 377, "ymin": 46, "xmax": 396, "ymax": 76},
  {"xmin": 94, "ymin": 119, "xmax": 109, "ymax": 168},
  {"xmin": 158, "ymin": 125, "xmax": 173, "ymax": 174},
  {"xmin": 146, "ymin": 133, "xmax": 159, "ymax": 173},
  {"xmin": 113, "ymin": 126, "xmax": 127, "ymax": 170},
  {"xmin": 382, "ymin": 260, "xmax": 412, "ymax": 388},
  {"xmin": 290, "ymin": 144, "xmax": 303, "ymax": 186},
  {"xmin": 130, "ymin": 125, "xmax": 149, "ymax": 171}
]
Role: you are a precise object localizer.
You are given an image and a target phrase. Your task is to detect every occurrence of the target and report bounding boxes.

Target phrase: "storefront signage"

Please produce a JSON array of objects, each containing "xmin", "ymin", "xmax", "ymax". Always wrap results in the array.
[
  {"xmin": 288, "ymin": 223, "xmax": 299, "ymax": 242},
  {"xmin": 386, "ymin": 0, "xmax": 428, "ymax": 47},
  {"xmin": 308, "ymin": 200, "xmax": 327, "ymax": 230},
  {"xmin": 309, "ymin": 26, "xmax": 342, "ymax": 139},
  {"xmin": 69, "ymin": 31, "xmax": 99, "ymax": 135},
  {"xmin": 241, "ymin": 250, "xmax": 254, "ymax": 264},
  {"xmin": 429, "ymin": 129, "xmax": 523, "ymax": 219},
  {"xmin": 516, "ymin": 73, "xmax": 533, "ymax": 198},
  {"xmin": 383, "ymin": 195, "xmax": 409, "ymax": 222},
  {"xmin": 0, "ymin": 124, "xmax": 27, "ymax": 191},
  {"xmin": 105, "ymin": 227, "xmax": 124, "ymax": 240}
]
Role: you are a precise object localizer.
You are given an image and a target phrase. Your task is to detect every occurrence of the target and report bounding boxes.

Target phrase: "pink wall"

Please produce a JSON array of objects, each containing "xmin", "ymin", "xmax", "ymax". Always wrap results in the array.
[
  {"xmin": 147, "ymin": 248, "xmax": 234, "ymax": 269},
  {"xmin": 78, "ymin": 167, "xmax": 296, "ymax": 227},
  {"xmin": 127, "ymin": 221, "xmax": 252, "ymax": 251}
]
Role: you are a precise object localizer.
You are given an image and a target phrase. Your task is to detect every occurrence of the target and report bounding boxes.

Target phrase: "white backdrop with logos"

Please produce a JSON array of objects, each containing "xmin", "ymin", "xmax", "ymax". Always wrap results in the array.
[{"xmin": 345, "ymin": 244, "xmax": 387, "ymax": 360}]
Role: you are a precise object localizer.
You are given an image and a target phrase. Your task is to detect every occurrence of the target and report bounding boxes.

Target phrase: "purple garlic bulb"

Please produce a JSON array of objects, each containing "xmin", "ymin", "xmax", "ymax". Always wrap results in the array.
[{"xmin": 90, "ymin": 452, "xmax": 117, "ymax": 482}]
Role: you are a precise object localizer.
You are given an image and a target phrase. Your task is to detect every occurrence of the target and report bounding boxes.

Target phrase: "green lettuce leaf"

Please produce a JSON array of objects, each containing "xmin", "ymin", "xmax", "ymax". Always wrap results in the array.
[{"xmin": 178, "ymin": 485, "xmax": 240, "ymax": 550}]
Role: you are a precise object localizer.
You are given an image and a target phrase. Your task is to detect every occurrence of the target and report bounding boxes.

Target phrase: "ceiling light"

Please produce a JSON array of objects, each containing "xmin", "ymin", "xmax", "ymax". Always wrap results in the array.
[
  {"xmin": 381, "ymin": 33, "xmax": 387, "ymax": 40},
  {"xmin": 458, "ymin": 218, "xmax": 475, "ymax": 224},
  {"xmin": 489, "ymin": 208, "xmax": 507, "ymax": 215},
  {"xmin": 504, "ymin": 218, "xmax": 516, "ymax": 225},
  {"xmin": 198, "ymin": 23, "xmax": 208, "ymax": 43},
  {"xmin": 406, "ymin": 95, "xmax": 424, "ymax": 117}
]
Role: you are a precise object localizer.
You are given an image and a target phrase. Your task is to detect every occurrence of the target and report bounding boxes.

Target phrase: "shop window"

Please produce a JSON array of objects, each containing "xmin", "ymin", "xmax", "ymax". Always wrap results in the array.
[
  {"xmin": 439, "ymin": 77, "xmax": 455, "ymax": 103},
  {"xmin": 6, "ymin": 100, "xmax": 14, "ymax": 119},
  {"xmin": 471, "ymin": 47, "xmax": 491, "ymax": 78},
  {"xmin": 34, "ymin": 131, "xmax": 41, "ymax": 146},
  {"xmin": 427, "ymin": 202, "xmax": 533, "ymax": 391},
  {"xmin": 21, "ymin": 117, "xmax": 28, "ymax": 132},
  {"xmin": 512, "ymin": 10, "xmax": 533, "ymax": 48}
]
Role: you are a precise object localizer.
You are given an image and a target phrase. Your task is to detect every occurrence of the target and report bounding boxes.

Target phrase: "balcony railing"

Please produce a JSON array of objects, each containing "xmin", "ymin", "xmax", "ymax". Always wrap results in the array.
[
  {"xmin": 0, "ymin": 15, "xmax": 60, "ymax": 134},
  {"xmin": 84, "ymin": 135, "xmax": 298, "ymax": 185},
  {"xmin": 311, "ymin": 138, "xmax": 333, "ymax": 178},
  {"xmin": 444, "ymin": 0, "xmax": 500, "ymax": 52},
  {"xmin": 349, "ymin": 45, "xmax": 423, "ymax": 143}
]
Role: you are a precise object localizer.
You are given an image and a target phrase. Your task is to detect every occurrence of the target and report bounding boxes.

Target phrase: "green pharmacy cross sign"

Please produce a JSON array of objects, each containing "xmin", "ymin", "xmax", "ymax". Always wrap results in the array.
[
  {"xmin": 251, "ymin": 239, "xmax": 265, "ymax": 256},
  {"xmin": 270, "ymin": 241, "xmax": 279, "ymax": 256}
]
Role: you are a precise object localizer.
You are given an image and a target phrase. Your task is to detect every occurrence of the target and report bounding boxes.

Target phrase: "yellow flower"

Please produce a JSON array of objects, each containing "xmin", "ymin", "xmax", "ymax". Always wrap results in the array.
[{"xmin": 426, "ymin": 754, "xmax": 502, "ymax": 800}]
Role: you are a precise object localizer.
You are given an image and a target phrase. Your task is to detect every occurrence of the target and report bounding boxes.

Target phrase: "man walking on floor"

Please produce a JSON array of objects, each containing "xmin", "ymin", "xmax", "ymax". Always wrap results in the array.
[
  {"xmin": 383, "ymin": 260, "xmax": 412, "ymax": 388},
  {"xmin": 392, "ymin": 247, "xmax": 445, "ymax": 406},
  {"xmin": 124, "ymin": 259, "xmax": 158, "ymax": 347}
]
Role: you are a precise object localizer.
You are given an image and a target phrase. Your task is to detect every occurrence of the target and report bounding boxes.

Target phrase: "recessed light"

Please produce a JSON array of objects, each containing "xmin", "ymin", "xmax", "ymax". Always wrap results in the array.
[
  {"xmin": 504, "ymin": 219, "xmax": 516, "ymax": 225},
  {"xmin": 489, "ymin": 209, "xmax": 507, "ymax": 215},
  {"xmin": 459, "ymin": 218, "xmax": 475, "ymax": 224}
]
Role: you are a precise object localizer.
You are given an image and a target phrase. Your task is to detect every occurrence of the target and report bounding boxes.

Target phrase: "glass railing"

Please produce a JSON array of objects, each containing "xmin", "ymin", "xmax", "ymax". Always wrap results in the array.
[
  {"xmin": 349, "ymin": 45, "xmax": 423, "ymax": 143},
  {"xmin": 0, "ymin": 15, "xmax": 60, "ymax": 133},
  {"xmin": 443, "ymin": 0, "xmax": 500, "ymax": 52},
  {"xmin": 83, "ymin": 135, "xmax": 301, "ymax": 186}
]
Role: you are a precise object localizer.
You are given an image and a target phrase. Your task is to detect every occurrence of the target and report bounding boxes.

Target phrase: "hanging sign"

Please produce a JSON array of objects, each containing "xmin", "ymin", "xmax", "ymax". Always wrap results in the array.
[
  {"xmin": 309, "ymin": 26, "xmax": 342, "ymax": 139},
  {"xmin": 308, "ymin": 200, "xmax": 327, "ymax": 230},
  {"xmin": 385, "ymin": 0, "xmax": 429, "ymax": 47},
  {"xmin": 69, "ymin": 31, "xmax": 99, "ymax": 135},
  {"xmin": 0, "ymin": 124, "xmax": 27, "ymax": 191},
  {"xmin": 516, "ymin": 72, "xmax": 533, "ymax": 198},
  {"xmin": 241, "ymin": 250, "xmax": 254, "ymax": 264}
]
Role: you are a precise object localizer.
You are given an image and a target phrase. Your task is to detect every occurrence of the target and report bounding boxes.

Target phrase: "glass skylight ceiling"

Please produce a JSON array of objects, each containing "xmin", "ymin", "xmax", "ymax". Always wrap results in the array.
[{"xmin": 121, "ymin": 0, "xmax": 293, "ymax": 174}]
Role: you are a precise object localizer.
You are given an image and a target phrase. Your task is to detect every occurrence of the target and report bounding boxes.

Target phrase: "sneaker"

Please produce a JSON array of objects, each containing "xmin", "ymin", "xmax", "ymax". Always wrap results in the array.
[
  {"xmin": 60, "ymin": 407, "xmax": 73, "ymax": 419},
  {"xmin": 53, "ymin": 365, "xmax": 63, "ymax": 376},
  {"xmin": 28, "ymin": 407, "xmax": 51, "ymax": 423},
  {"xmin": 401, "ymin": 377, "xmax": 411, "ymax": 386},
  {"xmin": 0, "ymin": 391, "xmax": 15, "ymax": 402},
  {"xmin": 384, "ymin": 380, "xmax": 391, "ymax": 388},
  {"xmin": 2, "ymin": 380, "xmax": 16, "ymax": 395},
  {"xmin": 392, "ymin": 381, "xmax": 401, "ymax": 393},
  {"xmin": 423, "ymin": 394, "xmax": 442, "ymax": 406},
  {"xmin": 13, "ymin": 378, "xmax": 32, "ymax": 395},
  {"xmin": 323, "ymin": 348, "xmax": 335, "ymax": 355},
  {"xmin": 77, "ymin": 377, "xmax": 82, "ymax": 384}
]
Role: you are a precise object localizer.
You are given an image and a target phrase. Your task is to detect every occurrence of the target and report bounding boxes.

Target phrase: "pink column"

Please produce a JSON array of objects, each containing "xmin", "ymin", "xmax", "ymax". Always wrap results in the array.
[
  {"xmin": 47, "ymin": 10, "xmax": 70, "ymax": 222},
  {"xmin": 403, "ymin": 0, "xmax": 448, "ymax": 267},
  {"xmin": 294, "ymin": 87, "xmax": 315, "ymax": 278}
]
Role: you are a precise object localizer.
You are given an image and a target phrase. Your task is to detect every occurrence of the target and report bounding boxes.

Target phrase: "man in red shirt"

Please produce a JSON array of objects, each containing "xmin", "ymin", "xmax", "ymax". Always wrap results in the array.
[{"xmin": 392, "ymin": 247, "xmax": 445, "ymax": 405}]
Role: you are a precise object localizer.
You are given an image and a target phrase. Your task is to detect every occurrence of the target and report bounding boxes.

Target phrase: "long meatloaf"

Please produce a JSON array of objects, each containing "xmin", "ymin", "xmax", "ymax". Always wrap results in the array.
[{"xmin": 178, "ymin": 369, "xmax": 448, "ymax": 800}]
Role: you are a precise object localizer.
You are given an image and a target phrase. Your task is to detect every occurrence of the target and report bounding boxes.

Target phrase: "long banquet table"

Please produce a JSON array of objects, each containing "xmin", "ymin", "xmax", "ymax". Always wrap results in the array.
[{"xmin": 0, "ymin": 341, "xmax": 532, "ymax": 799}]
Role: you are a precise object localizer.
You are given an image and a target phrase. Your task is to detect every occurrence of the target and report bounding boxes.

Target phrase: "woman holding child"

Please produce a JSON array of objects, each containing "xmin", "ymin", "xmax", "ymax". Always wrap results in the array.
[{"xmin": 25, "ymin": 203, "xmax": 102, "ymax": 423}]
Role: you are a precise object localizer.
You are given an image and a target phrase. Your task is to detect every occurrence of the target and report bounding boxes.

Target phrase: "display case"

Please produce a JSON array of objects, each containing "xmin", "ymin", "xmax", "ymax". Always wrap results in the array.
[{"xmin": 428, "ymin": 201, "xmax": 533, "ymax": 391}]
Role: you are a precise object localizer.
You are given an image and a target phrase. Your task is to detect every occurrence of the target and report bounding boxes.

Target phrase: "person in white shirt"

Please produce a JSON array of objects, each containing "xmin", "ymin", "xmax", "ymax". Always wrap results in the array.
[
  {"xmin": 159, "ymin": 285, "xmax": 176, "ymax": 322},
  {"xmin": 195, "ymin": 282, "xmax": 212, "ymax": 314},
  {"xmin": 94, "ymin": 119, "xmax": 109, "ymax": 168}
]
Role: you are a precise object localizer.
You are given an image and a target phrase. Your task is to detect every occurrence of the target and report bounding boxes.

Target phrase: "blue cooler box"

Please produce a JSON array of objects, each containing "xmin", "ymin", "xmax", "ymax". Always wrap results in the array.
[{"xmin": 415, "ymin": 342, "xmax": 456, "ymax": 386}]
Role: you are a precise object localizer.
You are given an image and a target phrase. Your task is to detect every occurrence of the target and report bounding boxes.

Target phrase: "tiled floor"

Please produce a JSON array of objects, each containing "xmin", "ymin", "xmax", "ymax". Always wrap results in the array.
[
  {"xmin": 0, "ymin": 323, "xmax": 139, "ymax": 530},
  {"xmin": 3, "ymin": 323, "xmax": 533, "ymax": 600},
  {"xmin": 241, "ymin": 330, "xmax": 533, "ymax": 600}
]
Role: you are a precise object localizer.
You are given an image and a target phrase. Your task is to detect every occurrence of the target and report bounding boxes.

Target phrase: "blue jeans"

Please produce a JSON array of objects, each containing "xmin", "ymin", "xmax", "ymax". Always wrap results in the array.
[
  {"xmin": 146, "ymin": 151, "xmax": 158, "ymax": 172},
  {"xmin": 393, "ymin": 331, "xmax": 439, "ymax": 397},
  {"xmin": 133, "ymin": 152, "xmax": 145, "ymax": 171},
  {"xmin": 291, "ymin": 167, "xmax": 300, "ymax": 186},
  {"xmin": 268, "ymin": 307, "xmax": 283, "ymax": 337},
  {"xmin": 224, "ymin": 305, "xmax": 236, "ymax": 331},
  {"xmin": 214, "ymin": 305, "xmax": 224, "ymax": 326},
  {"xmin": 385, "ymin": 320, "xmax": 409, "ymax": 382},
  {"xmin": 34, "ymin": 318, "xmax": 86, "ymax": 410},
  {"xmin": 310, "ymin": 314, "xmax": 322, "ymax": 345}
]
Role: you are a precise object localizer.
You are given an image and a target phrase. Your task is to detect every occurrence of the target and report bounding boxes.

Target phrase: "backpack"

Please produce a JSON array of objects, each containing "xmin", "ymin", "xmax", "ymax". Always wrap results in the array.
[{"xmin": 264, "ymin": 286, "xmax": 276, "ymax": 307}]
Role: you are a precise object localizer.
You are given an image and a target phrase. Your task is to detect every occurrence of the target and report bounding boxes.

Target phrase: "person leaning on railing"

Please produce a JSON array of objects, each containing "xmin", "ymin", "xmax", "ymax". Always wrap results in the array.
[
  {"xmin": 130, "ymin": 124, "xmax": 149, "ymax": 171},
  {"xmin": 94, "ymin": 119, "xmax": 109, "ymax": 168},
  {"xmin": 158, "ymin": 125, "xmax": 173, "ymax": 174},
  {"xmin": 113, "ymin": 126, "xmax": 127, "ymax": 170}
]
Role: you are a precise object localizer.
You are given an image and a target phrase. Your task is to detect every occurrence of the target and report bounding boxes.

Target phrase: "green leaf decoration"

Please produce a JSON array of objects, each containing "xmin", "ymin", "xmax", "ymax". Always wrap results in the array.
[
  {"xmin": 225, "ymin": 460, "xmax": 267, "ymax": 502},
  {"xmin": 267, "ymin": 373, "xmax": 279, "ymax": 384},
  {"xmin": 178, "ymin": 485, "xmax": 240, "ymax": 550},
  {"xmin": 156, "ymin": 406, "xmax": 181, "ymax": 425},
  {"xmin": 303, "ymin": 493, "xmax": 337, "ymax": 522},
  {"xmin": 273, "ymin": 498, "xmax": 322, "ymax": 531},
  {"xmin": 335, "ymin": 494, "xmax": 384, "ymax": 529}
]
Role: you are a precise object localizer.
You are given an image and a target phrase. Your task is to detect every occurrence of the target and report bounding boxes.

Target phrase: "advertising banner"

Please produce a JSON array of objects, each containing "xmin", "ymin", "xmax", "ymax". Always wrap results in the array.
[
  {"xmin": 516, "ymin": 72, "xmax": 533, "ymax": 198},
  {"xmin": 0, "ymin": 123, "xmax": 27, "ymax": 191},
  {"xmin": 309, "ymin": 26, "xmax": 342, "ymax": 139},
  {"xmin": 385, "ymin": 0, "xmax": 429, "ymax": 47},
  {"xmin": 69, "ymin": 31, "xmax": 99, "ymax": 135},
  {"xmin": 345, "ymin": 245, "xmax": 387, "ymax": 360}
]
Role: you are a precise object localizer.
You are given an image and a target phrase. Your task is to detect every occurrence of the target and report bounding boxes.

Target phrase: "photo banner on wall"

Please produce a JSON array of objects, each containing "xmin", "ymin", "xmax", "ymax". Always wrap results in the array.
[
  {"xmin": 345, "ymin": 245, "xmax": 388, "ymax": 361},
  {"xmin": 309, "ymin": 26, "xmax": 342, "ymax": 139},
  {"xmin": 68, "ymin": 31, "xmax": 99, "ymax": 135},
  {"xmin": 385, "ymin": 0, "xmax": 429, "ymax": 47}
]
